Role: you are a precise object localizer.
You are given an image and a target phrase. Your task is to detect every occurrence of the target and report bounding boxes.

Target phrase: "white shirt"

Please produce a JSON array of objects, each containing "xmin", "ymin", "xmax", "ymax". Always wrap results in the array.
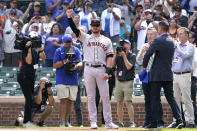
[
  {"xmin": 78, "ymin": 11, "xmax": 97, "ymax": 31},
  {"xmin": 136, "ymin": 43, "xmax": 150, "ymax": 65},
  {"xmin": 192, "ymin": 47, "xmax": 197, "ymax": 77},
  {"xmin": 101, "ymin": 8, "xmax": 121, "ymax": 37},
  {"xmin": 136, "ymin": 21, "xmax": 154, "ymax": 51},
  {"xmin": 3, "ymin": 18, "xmax": 21, "ymax": 53}
]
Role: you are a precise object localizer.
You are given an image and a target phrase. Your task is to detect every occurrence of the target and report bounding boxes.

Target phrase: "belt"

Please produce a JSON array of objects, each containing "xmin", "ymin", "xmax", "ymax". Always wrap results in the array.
[
  {"xmin": 85, "ymin": 63, "xmax": 106, "ymax": 68},
  {"xmin": 174, "ymin": 71, "xmax": 191, "ymax": 75}
]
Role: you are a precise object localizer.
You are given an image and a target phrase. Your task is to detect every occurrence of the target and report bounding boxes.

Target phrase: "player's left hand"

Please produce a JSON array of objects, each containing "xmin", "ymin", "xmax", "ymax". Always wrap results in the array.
[{"xmin": 103, "ymin": 73, "xmax": 109, "ymax": 80}]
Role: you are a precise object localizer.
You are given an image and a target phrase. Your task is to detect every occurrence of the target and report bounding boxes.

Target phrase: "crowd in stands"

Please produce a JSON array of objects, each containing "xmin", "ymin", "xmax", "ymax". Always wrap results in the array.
[{"xmin": 0, "ymin": 0, "xmax": 197, "ymax": 129}]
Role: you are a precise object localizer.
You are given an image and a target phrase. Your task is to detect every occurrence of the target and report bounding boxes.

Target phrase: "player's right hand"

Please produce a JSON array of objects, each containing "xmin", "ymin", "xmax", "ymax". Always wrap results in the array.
[{"xmin": 66, "ymin": 9, "xmax": 73, "ymax": 18}]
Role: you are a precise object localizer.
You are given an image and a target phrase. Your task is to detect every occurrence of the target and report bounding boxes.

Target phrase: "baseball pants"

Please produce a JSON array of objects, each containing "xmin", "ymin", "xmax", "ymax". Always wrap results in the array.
[{"xmin": 84, "ymin": 66, "xmax": 112, "ymax": 124}]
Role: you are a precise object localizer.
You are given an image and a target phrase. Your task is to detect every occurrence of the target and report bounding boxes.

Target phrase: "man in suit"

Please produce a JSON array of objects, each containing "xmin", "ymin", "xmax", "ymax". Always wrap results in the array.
[{"xmin": 142, "ymin": 21, "xmax": 183, "ymax": 129}]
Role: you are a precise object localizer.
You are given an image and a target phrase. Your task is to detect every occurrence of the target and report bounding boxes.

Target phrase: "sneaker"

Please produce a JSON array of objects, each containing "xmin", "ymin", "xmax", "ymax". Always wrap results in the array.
[
  {"xmin": 37, "ymin": 121, "xmax": 46, "ymax": 127},
  {"xmin": 65, "ymin": 121, "xmax": 72, "ymax": 127},
  {"xmin": 142, "ymin": 122, "xmax": 150, "ymax": 128},
  {"xmin": 186, "ymin": 124, "xmax": 196, "ymax": 128},
  {"xmin": 90, "ymin": 122, "xmax": 98, "ymax": 129},
  {"xmin": 116, "ymin": 122, "xmax": 124, "ymax": 127},
  {"xmin": 105, "ymin": 122, "xmax": 119, "ymax": 129},
  {"xmin": 80, "ymin": 125, "xmax": 84, "ymax": 127},
  {"xmin": 23, "ymin": 121, "xmax": 37, "ymax": 127},
  {"xmin": 129, "ymin": 122, "xmax": 136, "ymax": 128},
  {"xmin": 167, "ymin": 122, "xmax": 176, "ymax": 128},
  {"xmin": 59, "ymin": 121, "xmax": 65, "ymax": 127}
]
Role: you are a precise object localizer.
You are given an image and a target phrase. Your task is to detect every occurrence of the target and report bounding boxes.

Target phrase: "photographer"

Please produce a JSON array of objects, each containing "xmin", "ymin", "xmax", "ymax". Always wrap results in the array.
[
  {"xmin": 188, "ymin": 9, "xmax": 197, "ymax": 44},
  {"xmin": 32, "ymin": 77, "xmax": 54, "ymax": 126},
  {"xmin": 17, "ymin": 31, "xmax": 45, "ymax": 127},
  {"xmin": 53, "ymin": 34, "xmax": 82, "ymax": 127},
  {"xmin": 112, "ymin": 40, "xmax": 136, "ymax": 127}
]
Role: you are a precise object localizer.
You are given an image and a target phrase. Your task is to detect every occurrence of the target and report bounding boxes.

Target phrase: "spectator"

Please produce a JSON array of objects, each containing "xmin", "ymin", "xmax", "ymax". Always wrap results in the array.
[
  {"xmin": 120, "ymin": 17, "xmax": 131, "ymax": 41},
  {"xmin": 164, "ymin": 0, "xmax": 179, "ymax": 17},
  {"xmin": 0, "ymin": 1, "xmax": 5, "ymax": 66},
  {"xmin": 42, "ymin": 13, "xmax": 56, "ymax": 35},
  {"xmin": 112, "ymin": 40, "xmax": 136, "ymax": 127},
  {"xmin": 53, "ymin": 34, "xmax": 82, "ymax": 127},
  {"xmin": 45, "ymin": 0, "xmax": 61, "ymax": 19},
  {"xmin": 189, "ymin": 31, "xmax": 197, "ymax": 125},
  {"xmin": 55, "ymin": 1, "xmax": 73, "ymax": 31},
  {"xmin": 173, "ymin": 5, "xmax": 188, "ymax": 27},
  {"xmin": 188, "ymin": 11, "xmax": 197, "ymax": 44},
  {"xmin": 4, "ymin": 0, "xmax": 24, "ymax": 23},
  {"xmin": 188, "ymin": 1, "xmax": 197, "ymax": 15},
  {"xmin": 171, "ymin": 27, "xmax": 195, "ymax": 128},
  {"xmin": 0, "ymin": 0, "xmax": 6, "ymax": 15},
  {"xmin": 135, "ymin": 9, "xmax": 158, "ymax": 51},
  {"xmin": 44, "ymin": 23, "xmax": 64, "ymax": 67},
  {"xmin": 17, "ymin": 32, "xmax": 45, "ymax": 127},
  {"xmin": 137, "ymin": 27, "xmax": 164, "ymax": 128},
  {"xmin": 101, "ymin": 0, "xmax": 121, "ymax": 47},
  {"xmin": 24, "ymin": 1, "xmax": 41, "ymax": 22},
  {"xmin": 3, "ymin": 9, "xmax": 22, "ymax": 66},
  {"xmin": 144, "ymin": 0, "xmax": 152, "ymax": 10},
  {"xmin": 78, "ymin": 2, "xmax": 97, "ymax": 31},
  {"xmin": 152, "ymin": 1, "xmax": 170, "ymax": 21},
  {"xmin": 114, "ymin": 0, "xmax": 132, "ymax": 25},
  {"xmin": 32, "ymin": 77, "xmax": 55, "ymax": 127},
  {"xmin": 168, "ymin": 18, "xmax": 179, "ymax": 39},
  {"xmin": 130, "ymin": 5, "xmax": 143, "ymax": 28}
]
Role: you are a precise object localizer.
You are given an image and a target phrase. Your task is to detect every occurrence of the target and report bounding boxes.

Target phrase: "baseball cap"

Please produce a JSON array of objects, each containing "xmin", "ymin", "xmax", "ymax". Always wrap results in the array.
[
  {"xmin": 90, "ymin": 19, "xmax": 101, "ymax": 26},
  {"xmin": 144, "ymin": 9, "xmax": 152, "ymax": 13},
  {"xmin": 135, "ymin": 5, "xmax": 143, "ymax": 10},
  {"xmin": 0, "ymin": 0, "xmax": 6, "ymax": 3},
  {"xmin": 31, "ymin": 23, "xmax": 39, "ymax": 28},
  {"xmin": 124, "ymin": 40, "xmax": 131, "ymax": 46},
  {"xmin": 63, "ymin": 0, "xmax": 69, "ymax": 5},
  {"xmin": 63, "ymin": 34, "xmax": 72, "ymax": 43},
  {"xmin": 11, "ymin": 0, "xmax": 17, "ymax": 3},
  {"xmin": 10, "ymin": 9, "xmax": 17, "ymax": 15}
]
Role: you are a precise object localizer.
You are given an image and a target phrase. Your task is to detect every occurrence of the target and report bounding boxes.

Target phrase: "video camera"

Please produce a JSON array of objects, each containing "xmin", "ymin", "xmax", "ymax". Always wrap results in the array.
[
  {"xmin": 14, "ymin": 31, "xmax": 42, "ymax": 50},
  {"xmin": 63, "ymin": 47, "xmax": 78, "ymax": 74}
]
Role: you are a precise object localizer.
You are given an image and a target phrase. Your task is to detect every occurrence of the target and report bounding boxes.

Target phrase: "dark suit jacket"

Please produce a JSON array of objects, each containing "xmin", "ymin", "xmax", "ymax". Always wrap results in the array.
[{"xmin": 143, "ymin": 33, "xmax": 175, "ymax": 82}]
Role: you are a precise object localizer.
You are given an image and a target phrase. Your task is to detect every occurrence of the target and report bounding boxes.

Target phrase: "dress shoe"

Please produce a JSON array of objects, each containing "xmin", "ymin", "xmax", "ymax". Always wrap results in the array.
[
  {"xmin": 145, "ymin": 123, "xmax": 157, "ymax": 129},
  {"xmin": 186, "ymin": 124, "xmax": 196, "ymax": 128}
]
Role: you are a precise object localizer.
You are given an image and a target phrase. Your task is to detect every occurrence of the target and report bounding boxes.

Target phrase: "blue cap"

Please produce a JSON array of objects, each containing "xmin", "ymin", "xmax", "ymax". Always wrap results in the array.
[
  {"xmin": 63, "ymin": 34, "xmax": 72, "ymax": 43},
  {"xmin": 0, "ymin": 0, "xmax": 6, "ymax": 2}
]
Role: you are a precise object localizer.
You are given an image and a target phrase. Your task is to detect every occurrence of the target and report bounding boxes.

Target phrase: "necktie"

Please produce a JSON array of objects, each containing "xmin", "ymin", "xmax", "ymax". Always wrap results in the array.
[{"xmin": 147, "ymin": 53, "xmax": 155, "ymax": 71}]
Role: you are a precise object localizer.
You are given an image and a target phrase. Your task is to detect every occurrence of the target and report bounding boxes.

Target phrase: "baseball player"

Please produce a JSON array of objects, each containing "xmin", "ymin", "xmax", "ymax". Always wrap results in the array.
[{"xmin": 66, "ymin": 9, "xmax": 118, "ymax": 129}]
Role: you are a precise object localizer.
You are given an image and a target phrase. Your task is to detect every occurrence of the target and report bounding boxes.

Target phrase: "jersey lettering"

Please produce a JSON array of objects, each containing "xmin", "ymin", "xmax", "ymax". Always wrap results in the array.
[{"xmin": 87, "ymin": 42, "xmax": 107, "ymax": 51}]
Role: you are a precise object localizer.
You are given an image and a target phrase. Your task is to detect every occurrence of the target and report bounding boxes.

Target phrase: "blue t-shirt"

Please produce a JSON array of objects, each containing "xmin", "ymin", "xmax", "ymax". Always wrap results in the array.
[
  {"xmin": 53, "ymin": 46, "xmax": 82, "ymax": 85},
  {"xmin": 80, "ymin": 12, "xmax": 90, "ymax": 31},
  {"xmin": 104, "ymin": 11, "xmax": 111, "ymax": 36},
  {"xmin": 44, "ymin": 34, "xmax": 63, "ymax": 60},
  {"xmin": 120, "ymin": 24, "xmax": 131, "ymax": 40},
  {"xmin": 54, "ymin": 10, "xmax": 75, "ymax": 31},
  {"xmin": 45, "ymin": 0, "xmax": 60, "ymax": 19}
]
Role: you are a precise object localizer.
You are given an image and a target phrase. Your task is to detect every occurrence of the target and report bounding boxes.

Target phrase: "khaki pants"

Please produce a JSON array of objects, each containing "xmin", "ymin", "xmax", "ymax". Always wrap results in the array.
[{"xmin": 173, "ymin": 73, "xmax": 194, "ymax": 124}]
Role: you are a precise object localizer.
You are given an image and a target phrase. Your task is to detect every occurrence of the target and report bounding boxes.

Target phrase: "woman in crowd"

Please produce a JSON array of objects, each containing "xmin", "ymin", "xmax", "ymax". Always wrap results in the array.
[
  {"xmin": 44, "ymin": 23, "xmax": 63, "ymax": 67},
  {"xmin": 168, "ymin": 18, "xmax": 179, "ymax": 39}
]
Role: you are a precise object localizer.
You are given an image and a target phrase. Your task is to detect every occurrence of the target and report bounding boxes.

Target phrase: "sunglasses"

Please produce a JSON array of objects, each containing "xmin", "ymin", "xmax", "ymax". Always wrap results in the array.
[
  {"xmin": 145, "ymin": 12, "xmax": 152, "ymax": 15},
  {"xmin": 34, "ymin": 5, "xmax": 40, "ymax": 7},
  {"xmin": 63, "ymin": 3, "xmax": 69, "ymax": 5},
  {"xmin": 10, "ymin": 13, "xmax": 16, "ymax": 15}
]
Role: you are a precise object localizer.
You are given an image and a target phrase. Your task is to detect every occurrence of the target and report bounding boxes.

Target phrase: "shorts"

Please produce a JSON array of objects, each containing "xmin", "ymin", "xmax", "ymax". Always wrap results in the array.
[
  {"xmin": 56, "ymin": 84, "xmax": 78, "ymax": 101},
  {"xmin": 114, "ymin": 80, "xmax": 134, "ymax": 101}
]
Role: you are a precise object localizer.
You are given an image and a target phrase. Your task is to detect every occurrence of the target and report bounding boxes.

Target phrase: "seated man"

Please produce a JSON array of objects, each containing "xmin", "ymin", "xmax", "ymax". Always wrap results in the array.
[{"xmin": 32, "ymin": 77, "xmax": 55, "ymax": 126}]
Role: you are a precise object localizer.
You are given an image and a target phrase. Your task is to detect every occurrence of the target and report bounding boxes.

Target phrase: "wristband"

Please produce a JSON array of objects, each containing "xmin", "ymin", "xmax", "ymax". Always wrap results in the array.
[{"xmin": 106, "ymin": 67, "xmax": 113, "ymax": 77}]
